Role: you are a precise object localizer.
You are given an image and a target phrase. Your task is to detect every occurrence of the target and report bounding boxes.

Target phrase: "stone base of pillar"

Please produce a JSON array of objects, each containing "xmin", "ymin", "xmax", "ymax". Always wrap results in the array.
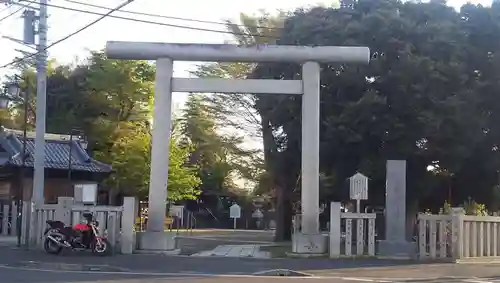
[
  {"xmin": 378, "ymin": 240, "xmax": 416, "ymax": 259},
  {"xmin": 135, "ymin": 231, "xmax": 179, "ymax": 254},
  {"xmin": 291, "ymin": 233, "xmax": 327, "ymax": 254}
]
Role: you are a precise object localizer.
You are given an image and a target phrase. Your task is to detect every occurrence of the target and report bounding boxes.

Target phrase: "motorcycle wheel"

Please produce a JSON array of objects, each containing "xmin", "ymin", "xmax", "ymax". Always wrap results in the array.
[
  {"xmin": 91, "ymin": 238, "xmax": 110, "ymax": 256},
  {"xmin": 43, "ymin": 236, "xmax": 62, "ymax": 255}
]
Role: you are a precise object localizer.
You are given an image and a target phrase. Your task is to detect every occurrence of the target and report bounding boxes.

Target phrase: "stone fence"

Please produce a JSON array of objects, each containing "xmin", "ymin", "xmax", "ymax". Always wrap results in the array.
[
  {"xmin": 20, "ymin": 196, "xmax": 136, "ymax": 254},
  {"xmin": 418, "ymin": 213, "xmax": 500, "ymax": 262}
]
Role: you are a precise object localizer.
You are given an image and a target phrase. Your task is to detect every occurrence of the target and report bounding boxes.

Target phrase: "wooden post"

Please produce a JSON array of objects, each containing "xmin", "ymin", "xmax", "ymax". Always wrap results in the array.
[
  {"xmin": 10, "ymin": 201, "xmax": 17, "ymax": 237},
  {"xmin": 367, "ymin": 217, "xmax": 376, "ymax": 256},
  {"xmin": 107, "ymin": 213, "xmax": 117, "ymax": 255},
  {"xmin": 329, "ymin": 202, "xmax": 341, "ymax": 258},
  {"xmin": 452, "ymin": 214, "xmax": 464, "ymax": 261},
  {"xmin": 28, "ymin": 202, "xmax": 37, "ymax": 247},
  {"xmin": 1, "ymin": 203, "xmax": 9, "ymax": 236},
  {"xmin": 20, "ymin": 201, "xmax": 30, "ymax": 247},
  {"xmin": 121, "ymin": 197, "xmax": 136, "ymax": 254}
]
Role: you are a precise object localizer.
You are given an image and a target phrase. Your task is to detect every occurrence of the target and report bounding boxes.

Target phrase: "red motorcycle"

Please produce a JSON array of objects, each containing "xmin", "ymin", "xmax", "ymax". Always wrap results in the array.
[{"xmin": 43, "ymin": 212, "xmax": 110, "ymax": 255}]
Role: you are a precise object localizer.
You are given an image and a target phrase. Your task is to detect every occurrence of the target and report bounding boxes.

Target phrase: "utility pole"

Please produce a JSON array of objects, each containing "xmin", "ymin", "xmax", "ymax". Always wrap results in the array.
[
  {"xmin": 1, "ymin": 0, "xmax": 47, "ymax": 247},
  {"xmin": 32, "ymin": 0, "xmax": 47, "ymax": 204}
]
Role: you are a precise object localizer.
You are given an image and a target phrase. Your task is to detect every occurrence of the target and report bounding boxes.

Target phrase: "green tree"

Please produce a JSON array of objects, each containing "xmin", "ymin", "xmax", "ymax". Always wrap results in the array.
[
  {"xmin": 196, "ymin": 0, "xmax": 500, "ymax": 238},
  {"xmin": 193, "ymin": 11, "xmax": 294, "ymax": 241},
  {"xmin": 249, "ymin": 0, "xmax": 500, "ymax": 215},
  {"xmin": 2, "ymin": 53, "xmax": 201, "ymax": 202},
  {"xmin": 167, "ymin": 135, "xmax": 202, "ymax": 201},
  {"xmin": 179, "ymin": 93, "xmax": 257, "ymax": 196},
  {"xmin": 250, "ymin": 0, "xmax": 465, "ymax": 215},
  {"xmin": 94, "ymin": 121, "xmax": 200, "ymax": 201}
]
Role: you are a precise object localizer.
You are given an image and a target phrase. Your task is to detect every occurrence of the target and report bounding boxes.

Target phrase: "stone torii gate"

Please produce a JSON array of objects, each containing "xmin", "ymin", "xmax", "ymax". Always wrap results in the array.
[{"xmin": 105, "ymin": 42, "xmax": 370, "ymax": 254}]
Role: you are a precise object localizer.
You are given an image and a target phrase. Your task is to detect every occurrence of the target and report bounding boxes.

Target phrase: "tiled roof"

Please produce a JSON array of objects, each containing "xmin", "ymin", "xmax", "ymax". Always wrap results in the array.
[{"xmin": 0, "ymin": 131, "xmax": 112, "ymax": 173}]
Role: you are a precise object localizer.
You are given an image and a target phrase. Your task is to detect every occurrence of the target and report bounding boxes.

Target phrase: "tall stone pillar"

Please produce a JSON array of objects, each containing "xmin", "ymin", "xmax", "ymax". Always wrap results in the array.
[
  {"xmin": 292, "ymin": 61, "xmax": 327, "ymax": 255},
  {"xmin": 301, "ymin": 61, "xmax": 320, "ymax": 234},
  {"xmin": 379, "ymin": 160, "xmax": 415, "ymax": 258},
  {"xmin": 136, "ymin": 58, "xmax": 177, "ymax": 253}
]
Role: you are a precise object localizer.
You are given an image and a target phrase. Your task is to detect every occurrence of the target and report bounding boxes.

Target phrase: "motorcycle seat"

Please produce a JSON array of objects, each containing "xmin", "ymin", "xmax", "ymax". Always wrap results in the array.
[{"xmin": 46, "ymin": 220, "xmax": 65, "ymax": 230}]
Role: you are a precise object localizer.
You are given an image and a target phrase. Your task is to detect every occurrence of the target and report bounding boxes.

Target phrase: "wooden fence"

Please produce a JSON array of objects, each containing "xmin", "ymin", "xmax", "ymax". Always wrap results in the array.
[
  {"xmin": 329, "ymin": 202, "xmax": 377, "ymax": 257},
  {"xmin": 30, "ymin": 202, "xmax": 121, "ymax": 249},
  {"xmin": 16, "ymin": 196, "xmax": 136, "ymax": 254},
  {"xmin": 0, "ymin": 200, "xmax": 17, "ymax": 237},
  {"xmin": 418, "ymin": 213, "xmax": 500, "ymax": 261}
]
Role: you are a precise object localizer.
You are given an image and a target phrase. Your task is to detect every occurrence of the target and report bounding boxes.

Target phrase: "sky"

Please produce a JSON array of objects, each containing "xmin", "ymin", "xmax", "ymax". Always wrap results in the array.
[
  {"xmin": 0, "ymin": 0, "xmax": 486, "ymax": 106},
  {"xmin": 0, "ymin": 0, "xmax": 341, "ymax": 109},
  {"xmin": 0, "ymin": 0, "xmax": 492, "ymax": 151}
]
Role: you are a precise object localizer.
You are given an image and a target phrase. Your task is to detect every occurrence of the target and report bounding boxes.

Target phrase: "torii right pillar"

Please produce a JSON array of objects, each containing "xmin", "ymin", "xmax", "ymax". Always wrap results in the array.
[{"xmin": 292, "ymin": 61, "xmax": 325, "ymax": 254}]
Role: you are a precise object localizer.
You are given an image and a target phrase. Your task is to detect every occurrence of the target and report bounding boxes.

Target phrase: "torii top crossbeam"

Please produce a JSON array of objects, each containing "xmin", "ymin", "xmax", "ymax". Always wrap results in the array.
[{"xmin": 105, "ymin": 41, "xmax": 370, "ymax": 63}]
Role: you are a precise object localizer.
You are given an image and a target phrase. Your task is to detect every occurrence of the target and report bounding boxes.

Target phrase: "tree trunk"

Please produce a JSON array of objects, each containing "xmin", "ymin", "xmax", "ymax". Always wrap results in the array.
[
  {"xmin": 258, "ymin": 104, "xmax": 294, "ymax": 242},
  {"xmin": 274, "ymin": 184, "xmax": 292, "ymax": 242},
  {"xmin": 261, "ymin": 116, "xmax": 275, "ymax": 171}
]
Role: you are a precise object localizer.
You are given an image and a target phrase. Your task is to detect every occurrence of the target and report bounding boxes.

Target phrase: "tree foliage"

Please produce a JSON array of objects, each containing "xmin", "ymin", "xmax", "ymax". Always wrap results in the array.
[
  {"xmin": 193, "ymin": 0, "xmax": 500, "ymax": 239},
  {"xmin": 178, "ymin": 93, "xmax": 260, "ymax": 196},
  {"xmin": 1, "ymin": 53, "xmax": 201, "ymax": 202},
  {"xmin": 193, "ymin": 11, "xmax": 294, "ymax": 240},
  {"xmin": 250, "ymin": 0, "xmax": 500, "ymax": 212}
]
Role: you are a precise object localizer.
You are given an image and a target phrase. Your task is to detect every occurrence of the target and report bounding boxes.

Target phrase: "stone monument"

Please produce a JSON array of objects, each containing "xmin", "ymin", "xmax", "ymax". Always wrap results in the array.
[{"xmin": 379, "ymin": 160, "xmax": 415, "ymax": 258}]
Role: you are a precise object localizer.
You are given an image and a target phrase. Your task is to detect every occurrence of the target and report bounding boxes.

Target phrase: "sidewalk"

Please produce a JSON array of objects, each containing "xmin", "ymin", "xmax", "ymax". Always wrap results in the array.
[
  {"xmin": 320, "ymin": 263, "xmax": 500, "ymax": 281},
  {"xmin": 0, "ymin": 237, "xmax": 17, "ymax": 247}
]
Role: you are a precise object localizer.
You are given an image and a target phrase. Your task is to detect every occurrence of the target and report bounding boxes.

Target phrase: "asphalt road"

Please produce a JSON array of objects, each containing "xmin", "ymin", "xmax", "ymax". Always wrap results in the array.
[
  {"xmin": 0, "ymin": 247, "xmax": 413, "ymax": 274},
  {"xmin": 4, "ymin": 266, "xmax": 500, "ymax": 283},
  {"xmin": 4, "ymin": 247, "xmax": 500, "ymax": 283},
  {"xmin": 0, "ymin": 268, "xmax": 363, "ymax": 283}
]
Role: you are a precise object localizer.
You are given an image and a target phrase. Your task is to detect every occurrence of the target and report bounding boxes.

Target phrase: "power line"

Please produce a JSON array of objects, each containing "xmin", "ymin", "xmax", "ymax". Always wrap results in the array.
[
  {"xmin": 1, "ymin": 0, "xmax": 136, "ymax": 69},
  {"xmin": 0, "ymin": 0, "xmax": 39, "ymax": 24},
  {"xmin": 60, "ymin": 0, "xmax": 282, "ymax": 30},
  {"xmin": 48, "ymin": 0, "xmax": 135, "ymax": 50},
  {"xmin": 2, "ymin": 0, "xmax": 278, "ymax": 69},
  {"xmin": 0, "ymin": 6, "xmax": 23, "ymax": 23},
  {"xmin": 15, "ymin": 0, "xmax": 278, "ymax": 38},
  {"xmin": 0, "ymin": 5, "xmax": 11, "ymax": 13}
]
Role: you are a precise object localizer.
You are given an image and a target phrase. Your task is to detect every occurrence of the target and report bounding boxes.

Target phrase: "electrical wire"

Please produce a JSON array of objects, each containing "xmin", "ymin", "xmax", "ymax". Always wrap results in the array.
[
  {"xmin": 15, "ymin": 0, "xmax": 278, "ymax": 38},
  {"xmin": 1, "ymin": 0, "xmax": 136, "ymax": 69},
  {"xmin": 0, "ymin": 4, "xmax": 11, "ymax": 13},
  {"xmin": 2, "ymin": 0, "xmax": 278, "ymax": 69},
  {"xmin": 0, "ymin": 6, "xmax": 23, "ymax": 23},
  {"xmin": 60, "ymin": 0, "xmax": 282, "ymax": 30},
  {"xmin": 0, "ymin": 0, "xmax": 41, "ymax": 23}
]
